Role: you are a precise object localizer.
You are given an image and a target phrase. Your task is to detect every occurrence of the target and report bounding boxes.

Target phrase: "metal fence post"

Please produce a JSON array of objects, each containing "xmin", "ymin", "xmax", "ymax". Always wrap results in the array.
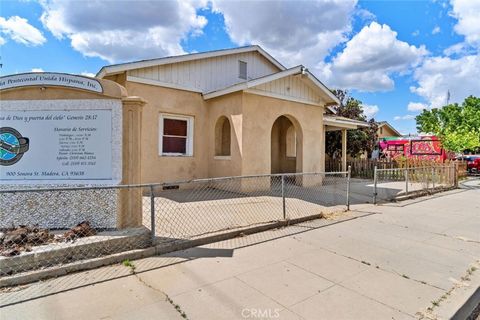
[
  {"xmin": 346, "ymin": 165, "xmax": 351, "ymax": 210},
  {"xmin": 150, "ymin": 185, "xmax": 156, "ymax": 245},
  {"xmin": 281, "ymin": 175, "xmax": 286, "ymax": 220},
  {"xmin": 373, "ymin": 165, "xmax": 378, "ymax": 205},
  {"xmin": 405, "ymin": 168, "xmax": 409, "ymax": 194}
]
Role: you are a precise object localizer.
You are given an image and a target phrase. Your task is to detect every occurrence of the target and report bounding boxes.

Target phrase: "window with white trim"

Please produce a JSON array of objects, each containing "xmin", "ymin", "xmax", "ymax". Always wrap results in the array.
[{"xmin": 159, "ymin": 114, "xmax": 194, "ymax": 156}]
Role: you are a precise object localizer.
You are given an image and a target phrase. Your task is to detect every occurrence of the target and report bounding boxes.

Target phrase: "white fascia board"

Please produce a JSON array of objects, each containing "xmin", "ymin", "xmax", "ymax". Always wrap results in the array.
[
  {"xmin": 97, "ymin": 45, "xmax": 285, "ymax": 78},
  {"xmin": 324, "ymin": 121, "xmax": 358, "ymax": 130},
  {"xmin": 324, "ymin": 118, "xmax": 370, "ymax": 129},
  {"xmin": 127, "ymin": 76, "xmax": 203, "ymax": 93},
  {"xmin": 248, "ymin": 66, "xmax": 303, "ymax": 87},
  {"xmin": 304, "ymin": 70, "xmax": 340, "ymax": 106},
  {"xmin": 203, "ymin": 83, "xmax": 248, "ymax": 99},
  {"xmin": 254, "ymin": 46, "xmax": 287, "ymax": 71}
]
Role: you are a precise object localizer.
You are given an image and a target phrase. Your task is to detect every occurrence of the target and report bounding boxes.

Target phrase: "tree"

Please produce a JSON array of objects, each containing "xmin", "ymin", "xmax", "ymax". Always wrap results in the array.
[
  {"xmin": 415, "ymin": 96, "xmax": 480, "ymax": 153},
  {"xmin": 326, "ymin": 90, "xmax": 379, "ymax": 158}
]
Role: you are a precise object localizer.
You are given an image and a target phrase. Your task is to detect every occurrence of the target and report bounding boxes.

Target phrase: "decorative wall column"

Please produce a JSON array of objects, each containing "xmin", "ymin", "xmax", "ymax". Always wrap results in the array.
[
  {"xmin": 117, "ymin": 96, "xmax": 146, "ymax": 229},
  {"xmin": 341, "ymin": 128, "xmax": 347, "ymax": 172}
]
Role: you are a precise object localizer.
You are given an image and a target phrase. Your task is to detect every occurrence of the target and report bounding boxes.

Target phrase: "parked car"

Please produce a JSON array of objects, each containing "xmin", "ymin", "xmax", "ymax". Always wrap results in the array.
[{"xmin": 463, "ymin": 155, "xmax": 480, "ymax": 173}]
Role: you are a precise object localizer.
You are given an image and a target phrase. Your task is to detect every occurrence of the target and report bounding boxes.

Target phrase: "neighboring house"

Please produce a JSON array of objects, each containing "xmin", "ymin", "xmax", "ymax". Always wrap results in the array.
[
  {"xmin": 97, "ymin": 45, "xmax": 367, "ymax": 183},
  {"xmin": 377, "ymin": 121, "xmax": 402, "ymax": 139}
]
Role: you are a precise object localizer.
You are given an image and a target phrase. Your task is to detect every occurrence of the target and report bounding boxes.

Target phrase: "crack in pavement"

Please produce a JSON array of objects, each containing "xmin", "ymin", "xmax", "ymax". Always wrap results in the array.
[{"xmin": 125, "ymin": 263, "xmax": 190, "ymax": 320}]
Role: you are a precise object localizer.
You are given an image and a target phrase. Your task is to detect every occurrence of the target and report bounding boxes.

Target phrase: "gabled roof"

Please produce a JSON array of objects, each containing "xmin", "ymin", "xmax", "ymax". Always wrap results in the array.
[
  {"xmin": 377, "ymin": 121, "xmax": 402, "ymax": 136},
  {"xmin": 96, "ymin": 45, "xmax": 285, "ymax": 78},
  {"xmin": 203, "ymin": 65, "xmax": 340, "ymax": 107}
]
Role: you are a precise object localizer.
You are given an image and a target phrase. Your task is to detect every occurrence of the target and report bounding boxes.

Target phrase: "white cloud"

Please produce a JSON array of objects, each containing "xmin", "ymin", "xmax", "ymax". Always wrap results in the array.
[
  {"xmin": 411, "ymin": 54, "xmax": 480, "ymax": 107},
  {"xmin": 212, "ymin": 0, "xmax": 357, "ymax": 68},
  {"xmin": 40, "ymin": 0, "xmax": 208, "ymax": 63},
  {"xmin": 0, "ymin": 35, "xmax": 5, "ymax": 45},
  {"xmin": 319, "ymin": 22, "xmax": 428, "ymax": 91},
  {"xmin": 80, "ymin": 72, "xmax": 95, "ymax": 78},
  {"xmin": 362, "ymin": 104, "xmax": 379, "ymax": 119},
  {"xmin": 412, "ymin": 30, "xmax": 420, "ymax": 37},
  {"xmin": 355, "ymin": 8, "xmax": 376, "ymax": 22},
  {"xmin": 394, "ymin": 115, "xmax": 416, "ymax": 121},
  {"xmin": 0, "ymin": 16, "xmax": 46, "ymax": 46},
  {"xmin": 31, "ymin": 68, "xmax": 44, "ymax": 72},
  {"xmin": 432, "ymin": 26, "xmax": 441, "ymax": 35},
  {"xmin": 407, "ymin": 102, "xmax": 429, "ymax": 111},
  {"xmin": 443, "ymin": 42, "xmax": 475, "ymax": 56},
  {"xmin": 450, "ymin": 0, "xmax": 480, "ymax": 48}
]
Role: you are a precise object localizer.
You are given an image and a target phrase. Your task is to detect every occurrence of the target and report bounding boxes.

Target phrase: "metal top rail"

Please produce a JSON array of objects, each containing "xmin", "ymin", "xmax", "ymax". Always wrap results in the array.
[
  {"xmin": 0, "ymin": 170, "xmax": 348, "ymax": 194},
  {"xmin": 375, "ymin": 165, "xmax": 453, "ymax": 172}
]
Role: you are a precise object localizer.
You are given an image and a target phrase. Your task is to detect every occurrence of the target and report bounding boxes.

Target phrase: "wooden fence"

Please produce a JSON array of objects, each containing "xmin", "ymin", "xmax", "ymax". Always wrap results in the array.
[{"xmin": 326, "ymin": 158, "xmax": 465, "ymax": 180}]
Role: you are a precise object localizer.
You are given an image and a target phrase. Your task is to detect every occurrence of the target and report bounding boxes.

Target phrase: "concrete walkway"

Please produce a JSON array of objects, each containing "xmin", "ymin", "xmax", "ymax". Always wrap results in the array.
[{"xmin": 1, "ymin": 188, "xmax": 479, "ymax": 320}]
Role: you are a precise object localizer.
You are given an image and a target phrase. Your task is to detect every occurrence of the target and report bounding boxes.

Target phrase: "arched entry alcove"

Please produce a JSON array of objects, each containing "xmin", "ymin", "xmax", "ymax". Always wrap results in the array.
[
  {"xmin": 270, "ymin": 115, "xmax": 303, "ymax": 174},
  {"xmin": 214, "ymin": 116, "xmax": 231, "ymax": 156}
]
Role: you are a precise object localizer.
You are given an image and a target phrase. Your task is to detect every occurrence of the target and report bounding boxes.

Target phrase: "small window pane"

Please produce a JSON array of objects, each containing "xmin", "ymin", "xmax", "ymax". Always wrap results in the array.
[
  {"xmin": 164, "ymin": 119, "xmax": 187, "ymax": 136},
  {"xmin": 163, "ymin": 136, "xmax": 187, "ymax": 153}
]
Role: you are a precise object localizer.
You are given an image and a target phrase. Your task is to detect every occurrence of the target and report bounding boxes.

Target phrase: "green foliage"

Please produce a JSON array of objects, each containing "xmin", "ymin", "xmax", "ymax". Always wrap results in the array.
[
  {"xmin": 122, "ymin": 259, "xmax": 136, "ymax": 273},
  {"xmin": 326, "ymin": 90, "xmax": 379, "ymax": 158},
  {"xmin": 416, "ymin": 96, "xmax": 480, "ymax": 152}
]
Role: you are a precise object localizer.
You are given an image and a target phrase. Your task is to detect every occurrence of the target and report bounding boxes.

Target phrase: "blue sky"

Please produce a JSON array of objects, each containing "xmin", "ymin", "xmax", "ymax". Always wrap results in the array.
[{"xmin": 1, "ymin": 0, "xmax": 479, "ymax": 134}]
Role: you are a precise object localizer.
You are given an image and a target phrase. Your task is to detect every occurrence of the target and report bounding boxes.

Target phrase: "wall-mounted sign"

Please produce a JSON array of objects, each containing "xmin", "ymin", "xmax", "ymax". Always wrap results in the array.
[
  {"xmin": 0, "ymin": 110, "xmax": 112, "ymax": 180},
  {"xmin": 0, "ymin": 73, "xmax": 103, "ymax": 93}
]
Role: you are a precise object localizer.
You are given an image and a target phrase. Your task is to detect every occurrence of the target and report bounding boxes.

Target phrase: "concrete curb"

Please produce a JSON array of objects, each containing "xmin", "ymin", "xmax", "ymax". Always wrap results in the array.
[
  {"xmin": 452, "ymin": 286, "xmax": 480, "ymax": 320},
  {"xmin": 394, "ymin": 186, "xmax": 456, "ymax": 202},
  {"xmin": 0, "ymin": 211, "xmax": 336, "ymax": 288},
  {"xmin": 430, "ymin": 262, "xmax": 480, "ymax": 320},
  {"xmin": 0, "ymin": 247, "xmax": 156, "ymax": 288}
]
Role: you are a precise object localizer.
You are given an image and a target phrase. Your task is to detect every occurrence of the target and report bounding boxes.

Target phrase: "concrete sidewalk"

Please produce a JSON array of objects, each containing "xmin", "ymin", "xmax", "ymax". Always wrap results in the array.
[{"xmin": 1, "ymin": 189, "xmax": 479, "ymax": 320}]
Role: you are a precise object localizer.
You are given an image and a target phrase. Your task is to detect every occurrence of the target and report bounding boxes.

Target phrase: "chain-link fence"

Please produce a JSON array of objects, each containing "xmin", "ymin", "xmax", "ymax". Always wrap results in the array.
[
  {"xmin": 148, "ymin": 172, "xmax": 349, "ymax": 245},
  {"xmin": 0, "ymin": 166, "xmax": 462, "ymax": 306},
  {"xmin": 373, "ymin": 164, "xmax": 456, "ymax": 204},
  {"xmin": 0, "ymin": 184, "xmax": 153, "ymax": 279},
  {"xmin": 0, "ymin": 172, "xmax": 349, "ymax": 289}
]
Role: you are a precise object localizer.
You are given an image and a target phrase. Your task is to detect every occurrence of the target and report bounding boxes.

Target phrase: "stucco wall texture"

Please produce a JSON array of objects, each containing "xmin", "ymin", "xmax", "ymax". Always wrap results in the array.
[{"xmin": 124, "ymin": 80, "xmax": 326, "ymax": 184}]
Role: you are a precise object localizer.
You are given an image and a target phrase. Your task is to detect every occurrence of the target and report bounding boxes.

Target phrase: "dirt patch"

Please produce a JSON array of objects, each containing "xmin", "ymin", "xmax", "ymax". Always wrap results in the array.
[
  {"xmin": 0, "ymin": 221, "xmax": 96, "ymax": 257},
  {"xmin": 322, "ymin": 209, "xmax": 352, "ymax": 220}
]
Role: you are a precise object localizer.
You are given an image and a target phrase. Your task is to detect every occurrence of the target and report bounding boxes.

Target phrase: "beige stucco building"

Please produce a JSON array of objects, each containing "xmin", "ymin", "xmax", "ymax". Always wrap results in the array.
[
  {"xmin": 377, "ymin": 121, "xmax": 402, "ymax": 139},
  {"xmin": 97, "ymin": 46, "xmax": 365, "ymax": 183}
]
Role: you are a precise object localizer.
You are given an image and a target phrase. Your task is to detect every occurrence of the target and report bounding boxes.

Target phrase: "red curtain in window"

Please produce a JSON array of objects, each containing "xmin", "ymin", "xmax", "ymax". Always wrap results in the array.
[
  {"xmin": 163, "ymin": 137, "xmax": 187, "ymax": 153},
  {"xmin": 163, "ymin": 119, "xmax": 187, "ymax": 153},
  {"xmin": 164, "ymin": 119, "xmax": 187, "ymax": 136}
]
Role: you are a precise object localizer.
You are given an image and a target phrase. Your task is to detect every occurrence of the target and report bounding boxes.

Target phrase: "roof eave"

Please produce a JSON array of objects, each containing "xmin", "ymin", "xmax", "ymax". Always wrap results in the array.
[
  {"xmin": 379, "ymin": 121, "xmax": 402, "ymax": 136},
  {"xmin": 304, "ymin": 70, "xmax": 340, "ymax": 106},
  {"xmin": 97, "ymin": 45, "xmax": 286, "ymax": 79},
  {"xmin": 203, "ymin": 66, "xmax": 338, "ymax": 110}
]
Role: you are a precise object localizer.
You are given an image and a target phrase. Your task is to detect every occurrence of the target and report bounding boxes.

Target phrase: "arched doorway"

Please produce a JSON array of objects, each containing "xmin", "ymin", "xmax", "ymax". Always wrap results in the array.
[{"xmin": 271, "ymin": 115, "xmax": 302, "ymax": 174}]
